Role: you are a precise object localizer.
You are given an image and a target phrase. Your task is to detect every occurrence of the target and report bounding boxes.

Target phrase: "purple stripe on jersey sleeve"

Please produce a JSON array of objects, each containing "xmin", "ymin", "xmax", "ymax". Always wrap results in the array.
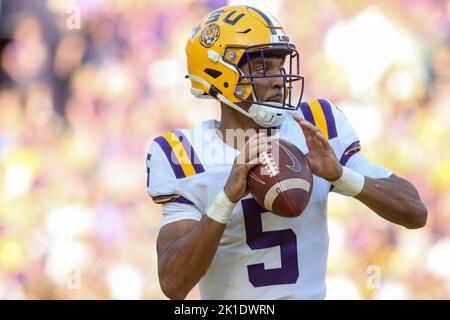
[
  {"xmin": 152, "ymin": 194, "xmax": 194, "ymax": 205},
  {"xmin": 318, "ymin": 99, "xmax": 338, "ymax": 139},
  {"xmin": 154, "ymin": 136, "xmax": 185, "ymax": 179},
  {"xmin": 299, "ymin": 102, "xmax": 316, "ymax": 125},
  {"xmin": 171, "ymin": 196, "xmax": 194, "ymax": 205},
  {"xmin": 172, "ymin": 129, "xmax": 205, "ymax": 174},
  {"xmin": 340, "ymin": 141, "xmax": 361, "ymax": 166},
  {"xmin": 146, "ymin": 153, "xmax": 152, "ymax": 188},
  {"xmin": 153, "ymin": 194, "xmax": 178, "ymax": 201}
]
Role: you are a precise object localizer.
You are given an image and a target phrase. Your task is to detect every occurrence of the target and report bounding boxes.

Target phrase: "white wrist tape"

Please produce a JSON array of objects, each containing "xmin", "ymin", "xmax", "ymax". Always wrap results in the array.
[
  {"xmin": 206, "ymin": 190, "xmax": 237, "ymax": 224},
  {"xmin": 331, "ymin": 166, "xmax": 365, "ymax": 197}
]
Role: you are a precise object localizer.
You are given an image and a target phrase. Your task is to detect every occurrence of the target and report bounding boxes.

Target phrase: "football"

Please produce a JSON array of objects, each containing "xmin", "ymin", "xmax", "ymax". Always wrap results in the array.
[{"xmin": 247, "ymin": 138, "xmax": 313, "ymax": 218}]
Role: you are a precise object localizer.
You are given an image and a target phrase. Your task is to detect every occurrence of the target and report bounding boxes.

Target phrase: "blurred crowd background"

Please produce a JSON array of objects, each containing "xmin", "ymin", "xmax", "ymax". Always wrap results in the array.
[{"xmin": 0, "ymin": 0, "xmax": 449, "ymax": 299}]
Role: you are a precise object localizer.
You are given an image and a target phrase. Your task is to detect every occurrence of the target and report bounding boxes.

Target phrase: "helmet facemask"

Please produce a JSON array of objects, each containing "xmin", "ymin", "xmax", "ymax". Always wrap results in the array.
[{"xmin": 223, "ymin": 43, "xmax": 304, "ymax": 112}]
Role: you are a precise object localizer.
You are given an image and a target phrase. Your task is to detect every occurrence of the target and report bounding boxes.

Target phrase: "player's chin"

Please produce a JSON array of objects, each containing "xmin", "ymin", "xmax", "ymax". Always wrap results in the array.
[{"xmin": 264, "ymin": 98, "xmax": 284, "ymax": 105}]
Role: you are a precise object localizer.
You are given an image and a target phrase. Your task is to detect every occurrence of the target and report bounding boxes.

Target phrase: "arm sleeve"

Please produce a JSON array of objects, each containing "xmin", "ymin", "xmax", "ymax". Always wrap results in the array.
[{"xmin": 344, "ymin": 152, "xmax": 393, "ymax": 179}]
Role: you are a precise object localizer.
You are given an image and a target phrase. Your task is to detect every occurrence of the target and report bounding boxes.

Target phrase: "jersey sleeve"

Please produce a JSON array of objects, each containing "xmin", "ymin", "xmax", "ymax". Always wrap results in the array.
[
  {"xmin": 299, "ymin": 99, "xmax": 360, "ymax": 164},
  {"xmin": 329, "ymin": 100, "xmax": 392, "ymax": 178},
  {"xmin": 160, "ymin": 202, "xmax": 202, "ymax": 227},
  {"xmin": 298, "ymin": 99, "xmax": 392, "ymax": 195},
  {"xmin": 146, "ymin": 132, "xmax": 204, "ymax": 226},
  {"xmin": 344, "ymin": 152, "xmax": 392, "ymax": 178}
]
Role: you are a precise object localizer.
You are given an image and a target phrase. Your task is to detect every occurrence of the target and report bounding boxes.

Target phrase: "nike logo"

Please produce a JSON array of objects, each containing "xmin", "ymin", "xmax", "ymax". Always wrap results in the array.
[{"xmin": 276, "ymin": 142, "xmax": 301, "ymax": 172}]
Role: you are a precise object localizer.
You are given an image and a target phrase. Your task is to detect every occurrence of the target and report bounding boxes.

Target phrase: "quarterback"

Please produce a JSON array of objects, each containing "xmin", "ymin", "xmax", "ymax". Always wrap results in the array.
[{"xmin": 146, "ymin": 6, "xmax": 427, "ymax": 300}]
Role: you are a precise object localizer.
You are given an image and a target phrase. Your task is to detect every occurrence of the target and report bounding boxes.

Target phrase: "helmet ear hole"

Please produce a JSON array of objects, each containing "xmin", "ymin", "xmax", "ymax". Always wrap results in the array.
[
  {"xmin": 204, "ymin": 68, "xmax": 222, "ymax": 79},
  {"xmin": 224, "ymin": 82, "xmax": 229, "ymax": 88}
]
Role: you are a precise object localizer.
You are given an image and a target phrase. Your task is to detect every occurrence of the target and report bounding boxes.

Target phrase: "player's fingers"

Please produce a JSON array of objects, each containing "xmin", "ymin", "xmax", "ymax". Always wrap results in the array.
[
  {"xmin": 305, "ymin": 152, "xmax": 314, "ymax": 167},
  {"xmin": 237, "ymin": 133, "xmax": 264, "ymax": 160},
  {"xmin": 315, "ymin": 131, "xmax": 332, "ymax": 151},
  {"xmin": 246, "ymin": 142, "xmax": 271, "ymax": 163},
  {"xmin": 249, "ymin": 137, "xmax": 269, "ymax": 152},
  {"xmin": 249, "ymin": 131, "xmax": 266, "ymax": 142},
  {"xmin": 246, "ymin": 137, "xmax": 278, "ymax": 167},
  {"xmin": 239, "ymin": 133, "xmax": 279, "ymax": 165},
  {"xmin": 292, "ymin": 114, "xmax": 303, "ymax": 124},
  {"xmin": 238, "ymin": 140, "xmax": 271, "ymax": 165},
  {"xmin": 294, "ymin": 115, "xmax": 320, "ymax": 137},
  {"xmin": 292, "ymin": 114, "xmax": 303, "ymax": 123},
  {"xmin": 297, "ymin": 121, "xmax": 314, "ymax": 140},
  {"xmin": 300, "ymin": 120, "xmax": 320, "ymax": 135},
  {"xmin": 240, "ymin": 132, "xmax": 264, "ymax": 150},
  {"xmin": 242, "ymin": 134, "xmax": 266, "ymax": 157},
  {"xmin": 248, "ymin": 134, "xmax": 276, "ymax": 154},
  {"xmin": 245, "ymin": 152, "xmax": 266, "ymax": 169}
]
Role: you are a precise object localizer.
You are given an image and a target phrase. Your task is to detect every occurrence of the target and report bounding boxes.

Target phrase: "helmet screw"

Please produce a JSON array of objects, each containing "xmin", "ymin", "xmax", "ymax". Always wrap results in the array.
[
  {"xmin": 235, "ymin": 86, "xmax": 246, "ymax": 96},
  {"xmin": 225, "ymin": 49, "xmax": 237, "ymax": 61}
]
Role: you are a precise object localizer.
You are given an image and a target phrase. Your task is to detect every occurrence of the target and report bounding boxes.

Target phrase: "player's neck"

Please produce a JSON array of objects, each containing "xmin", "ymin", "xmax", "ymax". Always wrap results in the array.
[{"xmin": 217, "ymin": 103, "xmax": 265, "ymax": 150}]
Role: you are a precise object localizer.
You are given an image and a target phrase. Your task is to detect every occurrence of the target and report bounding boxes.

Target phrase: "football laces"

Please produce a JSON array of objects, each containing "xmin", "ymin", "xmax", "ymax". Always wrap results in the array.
[{"xmin": 261, "ymin": 151, "xmax": 279, "ymax": 177}]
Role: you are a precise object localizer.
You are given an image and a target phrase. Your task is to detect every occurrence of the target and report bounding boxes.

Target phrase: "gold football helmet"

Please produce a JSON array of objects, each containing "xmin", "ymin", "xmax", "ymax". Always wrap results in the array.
[{"xmin": 185, "ymin": 5, "xmax": 304, "ymax": 127}]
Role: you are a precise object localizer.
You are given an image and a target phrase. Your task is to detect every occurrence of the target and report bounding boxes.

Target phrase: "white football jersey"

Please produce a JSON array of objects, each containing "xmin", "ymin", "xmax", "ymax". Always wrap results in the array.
[{"xmin": 147, "ymin": 99, "xmax": 392, "ymax": 300}]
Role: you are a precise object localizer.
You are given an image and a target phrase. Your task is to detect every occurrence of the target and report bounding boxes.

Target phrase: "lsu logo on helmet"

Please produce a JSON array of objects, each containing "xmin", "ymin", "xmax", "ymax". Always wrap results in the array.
[{"xmin": 199, "ymin": 23, "xmax": 221, "ymax": 48}]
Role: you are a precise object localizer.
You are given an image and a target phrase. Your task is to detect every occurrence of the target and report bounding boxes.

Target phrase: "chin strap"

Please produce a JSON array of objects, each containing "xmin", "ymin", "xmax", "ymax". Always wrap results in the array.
[
  {"xmin": 187, "ymin": 74, "xmax": 286, "ymax": 128},
  {"xmin": 247, "ymin": 102, "xmax": 286, "ymax": 127}
]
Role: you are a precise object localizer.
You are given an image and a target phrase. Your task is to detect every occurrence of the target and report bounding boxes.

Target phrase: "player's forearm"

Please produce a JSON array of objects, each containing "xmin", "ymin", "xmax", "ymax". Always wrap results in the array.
[
  {"xmin": 355, "ymin": 174, "xmax": 427, "ymax": 229},
  {"xmin": 158, "ymin": 216, "xmax": 226, "ymax": 299}
]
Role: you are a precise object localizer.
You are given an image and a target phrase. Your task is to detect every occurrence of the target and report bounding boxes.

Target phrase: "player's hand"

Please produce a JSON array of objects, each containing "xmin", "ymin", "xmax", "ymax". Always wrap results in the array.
[
  {"xmin": 224, "ymin": 132, "xmax": 272, "ymax": 203},
  {"xmin": 293, "ymin": 114, "xmax": 342, "ymax": 181}
]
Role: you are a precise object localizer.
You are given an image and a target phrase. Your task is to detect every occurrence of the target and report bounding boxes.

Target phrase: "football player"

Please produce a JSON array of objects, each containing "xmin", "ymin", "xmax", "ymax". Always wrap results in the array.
[{"xmin": 147, "ymin": 5, "xmax": 427, "ymax": 300}]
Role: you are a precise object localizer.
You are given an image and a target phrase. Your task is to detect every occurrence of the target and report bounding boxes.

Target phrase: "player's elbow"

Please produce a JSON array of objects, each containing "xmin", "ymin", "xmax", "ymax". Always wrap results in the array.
[
  {"xmin": 404, "ymin": 201, "xmax": 428, "ymax": 229},
  {"xmin": 159, "ymin": 276, "xmax": 189, "ymax": 300},
  {"xmin": 159, "ymin": 265, "xmax": 194, "ymax": 300}
]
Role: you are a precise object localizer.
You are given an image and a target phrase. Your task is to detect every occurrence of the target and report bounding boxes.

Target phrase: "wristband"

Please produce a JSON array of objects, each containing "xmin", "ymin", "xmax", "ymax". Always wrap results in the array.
[
  {"xmin": 206, "ymin": 190, "xmax": 237, "ymax": 224},
  {"xmin": 331, "ymin": 166, "xmax": 365, "ymax": 196}
]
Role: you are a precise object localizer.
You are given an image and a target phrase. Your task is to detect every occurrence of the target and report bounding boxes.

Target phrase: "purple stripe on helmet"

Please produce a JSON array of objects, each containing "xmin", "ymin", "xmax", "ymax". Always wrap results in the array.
[
  {"xmin": 245, "ymin": 6, "xmax": 277, "ymax": 35},
  {"xmin": 318, "ymin": 99, "xmax": 337, "ymax": 139},
  {"xmin": 172, "ymin": 129, "xmax": 205, "ymax": 174},
  {"xmin": 154, "ymin": 136, "xmax": 185, "ymax": 179},
  {"xmin": 340, "ymin": 141, "xmax": 361, "ymax": 166}
]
